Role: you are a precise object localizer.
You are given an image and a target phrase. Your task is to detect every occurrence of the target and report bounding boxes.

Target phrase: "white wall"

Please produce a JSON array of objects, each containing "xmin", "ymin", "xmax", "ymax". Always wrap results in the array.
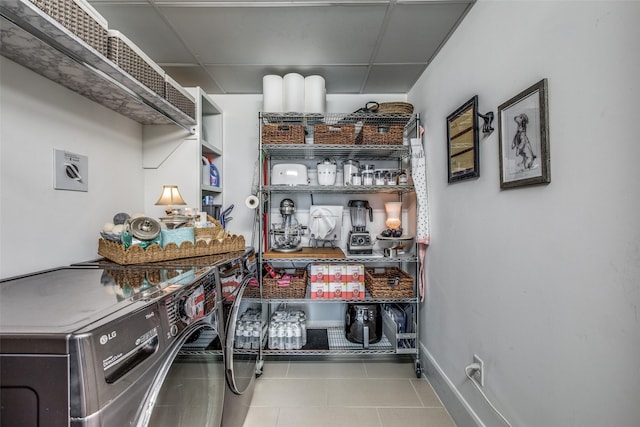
[
  {"xmin": 408, "ymin": 1, "xmax": 640, "ymax": 426},
  {"xmin": 0, "ymin": 58, "xmax": 144, "ymax": 278}
]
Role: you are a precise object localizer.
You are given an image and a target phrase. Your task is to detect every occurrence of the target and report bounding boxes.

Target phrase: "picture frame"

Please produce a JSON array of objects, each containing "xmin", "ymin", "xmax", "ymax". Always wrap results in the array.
[
  {"xmin": 447, "ymin": 95, "xmax": 479, "ymax": 183},
  {"xmin": 498, "ymin": 79, "xmax": 550, "ymax": 188}
]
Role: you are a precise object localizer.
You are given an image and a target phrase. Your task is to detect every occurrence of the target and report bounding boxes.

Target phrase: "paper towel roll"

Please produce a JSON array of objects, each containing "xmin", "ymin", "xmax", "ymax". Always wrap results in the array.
[
  {"xmin": 262, "ymin": 75, "xmax": 283, "ymax": 112},
  {"xmin": 283, "ymin": 73, "xmax": 305, "ymax": 112},
  {"xmin": 305, "ymin": 75, "xmax": 326, "ymax": 113},
  {"xmin": 245, "ymin": 195, "xmax": 259, "ymax": 209}
]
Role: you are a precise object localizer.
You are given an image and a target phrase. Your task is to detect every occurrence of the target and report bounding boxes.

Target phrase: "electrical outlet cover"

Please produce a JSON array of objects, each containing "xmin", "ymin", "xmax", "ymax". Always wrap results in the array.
[{"xmin": 54, "ymin": 149, "xmax": 88, "ymax": 192}]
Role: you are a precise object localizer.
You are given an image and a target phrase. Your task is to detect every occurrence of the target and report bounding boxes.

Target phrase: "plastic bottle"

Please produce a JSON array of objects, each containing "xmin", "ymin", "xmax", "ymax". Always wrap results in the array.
[
  {"xmin": 268, "ymin": 322, "xmax": 277, "ymax": 350},
  {"xmin": 235, "ymin": 322, "xmax": 245, "ymax": 349}
]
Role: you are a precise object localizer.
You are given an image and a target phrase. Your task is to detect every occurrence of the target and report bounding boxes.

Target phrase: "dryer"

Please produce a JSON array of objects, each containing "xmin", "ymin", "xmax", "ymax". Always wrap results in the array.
[
  {"xmin": 0, "ymin": 262, "xmax": 225, "ymax": 427},
  {"xmin": 216, "ymin": 247, "xmax": 262, "ymax": 427}
]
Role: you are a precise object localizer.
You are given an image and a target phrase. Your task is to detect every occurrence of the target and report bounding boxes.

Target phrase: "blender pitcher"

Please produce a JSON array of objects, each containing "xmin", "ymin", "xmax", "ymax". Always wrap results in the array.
[{"xmin": 347, "ymin": 200, "xmax": 373, "ymax": 232}]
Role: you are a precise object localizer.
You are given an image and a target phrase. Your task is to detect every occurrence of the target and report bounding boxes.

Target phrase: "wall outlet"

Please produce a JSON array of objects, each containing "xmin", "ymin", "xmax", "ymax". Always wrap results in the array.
[
  {"xmin": 54, "ymin": 149, "xmax": 88, "ymax": 192},
  {"xmin": 473, "ymin": 354, "xmax": 485, "ymax": 386}
]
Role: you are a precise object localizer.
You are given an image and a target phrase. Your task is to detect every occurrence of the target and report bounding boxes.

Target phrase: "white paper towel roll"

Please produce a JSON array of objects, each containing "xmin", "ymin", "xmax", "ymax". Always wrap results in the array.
[
  {"xmin": 283, "ymin": 73, "xmax": 305, "ymax": 112},
  {"xmin": 245, "ymin": 195, "xmax": 259, "ymax": 209},
  {"xmin": 305, "ymin": 75, "xmax": 326, "ymax": 113},
  {"xmin": 262, "ymin": 75, "xmax": 283, "ymax": 112}
]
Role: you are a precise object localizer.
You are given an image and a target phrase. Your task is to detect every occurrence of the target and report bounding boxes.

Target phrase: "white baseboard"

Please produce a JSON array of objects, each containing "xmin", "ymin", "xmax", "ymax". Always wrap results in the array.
[{"xmin": 420, "ymin": 342, "xmax": 485, "ymax": 427}]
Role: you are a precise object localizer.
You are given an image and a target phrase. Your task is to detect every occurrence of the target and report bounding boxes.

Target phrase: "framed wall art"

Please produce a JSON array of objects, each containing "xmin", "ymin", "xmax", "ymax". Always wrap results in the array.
[
  {"xmin": 498, "ymin": 78, "xmax": 550, "ymax": 188},
  {"xmin": 447, "ymin": 95, "xmax": 479, "ymax": 183}
]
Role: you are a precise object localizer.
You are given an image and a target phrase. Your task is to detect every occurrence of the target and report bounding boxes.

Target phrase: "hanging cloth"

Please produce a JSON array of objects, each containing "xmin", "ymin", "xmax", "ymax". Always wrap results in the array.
[{"xmin": 410, "ymin": 126, "xmax": 430, "ymax": 302}]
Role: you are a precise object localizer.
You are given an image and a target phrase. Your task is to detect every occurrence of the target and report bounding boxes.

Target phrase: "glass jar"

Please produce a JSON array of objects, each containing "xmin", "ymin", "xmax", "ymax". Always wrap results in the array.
[
  {"xmin": 351, "ymin": 172, "xmax": 362, "ymax": 186},
  {"xmin": 398, "ymin": 169, "xmax": 408, "ymax": 185},
  {"xmin": 362, "ymin": 170, "xmax": 374, "ymax": 186},
  {"xmin": 374, "ymin": 170, "xmax": 386, "ymax": 186}
]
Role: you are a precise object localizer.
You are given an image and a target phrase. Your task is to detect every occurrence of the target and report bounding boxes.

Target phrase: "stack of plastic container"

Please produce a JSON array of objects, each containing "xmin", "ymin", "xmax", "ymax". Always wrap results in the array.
[
  {"xmin": 234, "ymin": 308, "xmax": 263, "ymax": 350},
  {"xmin": 268, "ymin": 308, "xmax": 307, "ymax": 350}
]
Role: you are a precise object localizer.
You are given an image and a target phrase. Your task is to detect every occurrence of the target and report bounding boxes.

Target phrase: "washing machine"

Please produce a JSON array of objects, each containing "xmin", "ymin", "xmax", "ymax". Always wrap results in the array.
[
  {"xmin": 0, "ymin": 261, "xmax": 225, "ymax": 427},
  {"xmin": 216, "ymin": 247, "xmax": 262, "ymax": 427}
]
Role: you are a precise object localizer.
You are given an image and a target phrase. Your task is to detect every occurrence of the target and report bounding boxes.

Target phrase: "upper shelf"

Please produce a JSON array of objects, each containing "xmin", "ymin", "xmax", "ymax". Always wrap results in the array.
[{"xmin": 0, "ymin": 0, "xmax": 196, "ymax": 131}]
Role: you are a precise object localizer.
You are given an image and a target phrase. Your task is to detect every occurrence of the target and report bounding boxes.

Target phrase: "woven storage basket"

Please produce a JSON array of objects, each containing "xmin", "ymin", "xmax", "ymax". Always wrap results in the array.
[
  {"xmin": 314, "ymin": 124, "xmax": 356, "ymax": 145},
  {"xmin": 364, "ymin": 267, "xmax": 414, "ymax": 298},
  {"xmin": 361, "ymin": 124, "xmax": 405, "ymax": 145},
  {"xmin": 107, "ymin": 30, "xmax": 165, "ymax": 97},
  {"xmin": 377, "ymin": 102, "xmax": 414, "ymax": 114},
  {"xmin": 165, "ymin": 75, "xmax": 196, "ymax": 119},
  {"xmin": 29, "ymin": 0, "xmax": 108, "ymax": 56},
  {"xmin": 98, "ymin": 234, "xmax": 245, "ymax": 265},
  {"xmin": 261, "ymin": 268, "xmax": 308, "ymax": 299},
  {"xmin": 262, "ymin": 124, "xmax": 305, "ymax": 144}
]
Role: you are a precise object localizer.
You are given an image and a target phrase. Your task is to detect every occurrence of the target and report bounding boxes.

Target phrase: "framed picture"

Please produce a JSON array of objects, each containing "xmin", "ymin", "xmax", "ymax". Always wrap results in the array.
[
  {"xmin": 447, "ymin": 96, "xmax": 479, "ymax": 183},
  {"xmin": 498, "ymin": 79, "xmax": 550, "ymax": 188}
]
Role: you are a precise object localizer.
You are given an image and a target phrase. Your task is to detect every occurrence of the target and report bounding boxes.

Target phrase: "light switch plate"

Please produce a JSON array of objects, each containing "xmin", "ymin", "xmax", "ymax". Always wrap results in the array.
[{"xmin": 54, "ymin": 149, "xmax": 88, "ymax": 192}]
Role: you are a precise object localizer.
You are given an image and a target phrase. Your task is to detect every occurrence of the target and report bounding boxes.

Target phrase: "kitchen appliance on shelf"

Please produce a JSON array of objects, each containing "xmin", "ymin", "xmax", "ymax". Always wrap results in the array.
[
  {"xmin": 271, "ymin": 198, "xmax": 303, "ymax": 252},
  {"xmin": 345, "ymin": 303, "xmax": 382, "ymax": 348},
  {"xmin": 309, "ymin": 205, "xmax": 343, "ymax": 248},
  {"xmin": 347, "ymin": 200, "xmax": 374, "ymax": 255},
  {"xmin": 271, "ymin": 164, "xmax": 309, "ymax": 186},
  {"xmin": 317, "ymin": 158, "xmax": 337, "ymax": 186}
]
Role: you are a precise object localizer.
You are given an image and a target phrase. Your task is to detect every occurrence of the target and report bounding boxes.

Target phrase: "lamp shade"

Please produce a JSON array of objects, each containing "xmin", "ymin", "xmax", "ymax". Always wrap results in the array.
[{"xmin": 155, "ymin": 185, "xmax": 187, "ymax": 206}]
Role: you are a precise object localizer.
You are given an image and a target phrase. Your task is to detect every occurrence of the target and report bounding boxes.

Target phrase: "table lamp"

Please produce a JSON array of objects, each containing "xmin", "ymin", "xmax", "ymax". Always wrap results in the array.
[{"xmin": 155, "ymin": 185, "xmax": 186, "ymax": 215}]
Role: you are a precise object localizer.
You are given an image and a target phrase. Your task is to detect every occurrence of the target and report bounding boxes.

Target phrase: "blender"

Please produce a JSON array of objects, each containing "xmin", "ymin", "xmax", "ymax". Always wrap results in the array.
[{"xmin": 347, "ymin": 200, "xmax": 374, "ymax": 254}]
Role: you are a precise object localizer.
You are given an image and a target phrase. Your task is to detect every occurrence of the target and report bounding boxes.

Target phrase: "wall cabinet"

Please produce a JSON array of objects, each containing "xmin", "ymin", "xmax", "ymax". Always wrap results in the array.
[{"xmin": 257, "ymin": 112, "xmax": 422, "ymax": 376}]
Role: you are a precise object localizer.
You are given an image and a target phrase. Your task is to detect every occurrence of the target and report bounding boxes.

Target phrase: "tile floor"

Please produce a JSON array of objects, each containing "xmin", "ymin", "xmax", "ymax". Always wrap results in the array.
[{"xmin": 242, "ymin": 356, "xmax": 456, "ymax": 427}]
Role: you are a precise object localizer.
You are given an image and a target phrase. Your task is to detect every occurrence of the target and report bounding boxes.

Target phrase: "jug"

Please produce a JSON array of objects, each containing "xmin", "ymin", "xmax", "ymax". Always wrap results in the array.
[{"xmin": 348, "ymin": 200, "xmax": 373, "ymax": 232}]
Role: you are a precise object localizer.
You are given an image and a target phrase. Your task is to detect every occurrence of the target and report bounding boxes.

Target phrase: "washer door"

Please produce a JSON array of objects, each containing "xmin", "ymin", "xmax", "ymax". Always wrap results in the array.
[
  {"xmin": 225, "ymin": 276, "xmax": 260, "ymax": 395},
  {"xmin": 138, "ymin": 318, "xmax": 225, "ymax": 427}
]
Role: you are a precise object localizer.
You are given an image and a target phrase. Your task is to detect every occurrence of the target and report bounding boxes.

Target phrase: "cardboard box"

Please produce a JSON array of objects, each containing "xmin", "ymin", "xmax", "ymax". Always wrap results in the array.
[
  {"xmin": 328, "ymin": 264, "xmax": 346, "ymax": 299},
  {"xmin": 309, "ymin": 263, "xmax": 328, "ymax": 299},
  {"xmin": 345, "ymin": 264, "xmax": 365, "ymax": 299}
]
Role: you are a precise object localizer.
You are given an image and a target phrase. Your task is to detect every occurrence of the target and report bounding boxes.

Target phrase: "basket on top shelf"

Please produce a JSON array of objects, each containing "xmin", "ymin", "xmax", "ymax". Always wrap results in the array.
[
  {"xmin": 262, "ymin": 123, "xmax": 305, "ymax": 144},
  {"xmin": 364, "ymin": 267, "xmax": 414, "ymax": 298},
  {"xmin": 260, "ymin": 268, "xmax": 308, "ymax": 299},
  {"xmin": 314, "ymin": 123, "xmax": 356, "ymax": 145},
  {"xmin": 359, "ymin": 123, "xmax": 405, "ymax": 145}
]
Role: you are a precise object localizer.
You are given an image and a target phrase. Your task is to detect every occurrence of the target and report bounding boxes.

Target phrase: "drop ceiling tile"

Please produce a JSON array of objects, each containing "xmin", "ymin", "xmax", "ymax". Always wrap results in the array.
[
  {"xmin": 375, "ymin": 2, "xmax": 472, "ymax": 64},
  {"xmin": 203, "ymin": 65, "xmax": 368, "ymax": 94},
  {"xmin": 88, "ymin": 3, "xmax": 195, "ymax": 64},
  {"xmin": 158, "ymin": 4, "xmax": 388, "ymax": 65},
  {"xmin": 363, "ymin": 64, "xmax": 426, "ymax": 93}
]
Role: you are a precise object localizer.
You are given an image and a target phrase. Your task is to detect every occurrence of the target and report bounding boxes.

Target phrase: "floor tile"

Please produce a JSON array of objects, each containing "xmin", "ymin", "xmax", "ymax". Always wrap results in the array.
[
  {"xmin": 276, "ymin": 407, "xmax": 382, "ymax": 427},
  {"xmin": 411, "ymin": 379, "xmax": 444, "ymax": 408},
  {"xmin": 260, "ymin": 359, "xmax": 290, "ymax": 379},
  {"xmin": 326, "ymin": 378, "xmax": 422, "ymax": 407},
  {"xmin": 242, "ymin": 406, "xmax": 279, "ymax": 427},
  {"xmin": 251, "ymin": 378, "xmax": 328, "ymax": 407},
  {"xmin": 378, "ymin": 407, "xmax": 456, "ymax": 427},
  {"xmin": 363, "ymin": 359, "xmax": 418, "ymax": 379},
  {"xmin": 286, "ymin": 360, "xmax": 367, "ymax": 379}
]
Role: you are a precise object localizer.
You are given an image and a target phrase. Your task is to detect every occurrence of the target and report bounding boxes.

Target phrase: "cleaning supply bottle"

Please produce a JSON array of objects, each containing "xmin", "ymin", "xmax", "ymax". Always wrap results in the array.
[{"xmin": 210, "ymin": 163, "xmax": 220, "ymax": 187}]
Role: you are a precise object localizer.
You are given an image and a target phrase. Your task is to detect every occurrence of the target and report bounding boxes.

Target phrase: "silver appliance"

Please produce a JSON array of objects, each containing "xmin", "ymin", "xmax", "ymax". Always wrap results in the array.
[
  {"xmin": 271, "ymin": 164, "xmax": 309, "ymax": 186},
  {"xmin": 0, "ymin": 262, "xmax": 225, "ymax": 427},
  {"xmin": 217, "ymin": 247, "xmax": 262, "ymax": 427},
  {"xmin": 347, "ymin": 200, "xmax": 374, "ymax": 254},
  {"xmin": 271, "ymin": 198, "xmax": 303, "ymax": 252}
]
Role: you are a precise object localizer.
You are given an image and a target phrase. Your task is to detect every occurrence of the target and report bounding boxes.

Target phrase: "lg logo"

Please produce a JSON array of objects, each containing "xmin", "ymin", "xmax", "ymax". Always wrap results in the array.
[{"xmin": 100, "ymin": 331, "xmax": 117, "ymax": 345}]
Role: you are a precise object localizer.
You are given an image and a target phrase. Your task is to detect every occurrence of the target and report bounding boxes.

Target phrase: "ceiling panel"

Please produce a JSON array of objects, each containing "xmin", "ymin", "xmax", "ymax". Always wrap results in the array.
[
  {"xmin": 88, "ymin": 0, "xmax": 475, "ymax": 94},
  {"xmin": 375, "ymin": 2, "xmax": 471, "ymax": 64},
  {"xmin": 158, "ymin": 4, "xmax": 388, "ymax": 65}
]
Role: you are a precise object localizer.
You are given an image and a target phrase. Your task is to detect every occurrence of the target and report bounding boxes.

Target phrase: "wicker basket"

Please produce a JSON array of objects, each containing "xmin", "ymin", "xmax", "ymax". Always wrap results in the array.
[
  {"xmin": 262, "ymin": 124, "xmax": 305, "ymax": 144},
  {"xmin": 107, "ymin": 30, "xmax": 165, "ymax": 97},
  {"xmin": 261, "ymin": 268, "xmax": 308, "ymax": 299},
  {"xmin": 361, "ymin": 124, "xmax": 405, "ymax": 145},
  {"xmin": 29, "ymin": 0, "xmax": 108, "ymax": 56},
  {"xmin": 314, "ymin": 124, "xmax": 356, "ymax": 145},
  {"xmin": 165, "ymin": 75, "xmax": 195, "ymax": 119},
  {"xmin": 364, "ymin": 267, "xmax": 414, "ymax": 298},
  {"xmin": 377, "ymin": 102, "xmax": 414, "ymax": 114},
  {"xmin": 98, "ymin": 234, "xmax": 245, "ymax": 265}
]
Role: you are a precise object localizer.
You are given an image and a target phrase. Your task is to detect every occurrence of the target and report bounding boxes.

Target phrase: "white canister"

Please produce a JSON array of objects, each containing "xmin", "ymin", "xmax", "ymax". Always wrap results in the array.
[
  {"xmin": 317, "ymin": 158, "xmax": 337, "ymax": 186},
  {"xmin": 342, "ymin": 160, "xmax": 360, "ymax": 185}
]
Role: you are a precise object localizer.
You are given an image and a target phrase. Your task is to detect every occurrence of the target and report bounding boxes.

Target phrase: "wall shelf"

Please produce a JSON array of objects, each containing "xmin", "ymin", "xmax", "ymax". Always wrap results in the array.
[{"xmin": 0, "ymin": 0, "xmax": 196, "ymax": 131}]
